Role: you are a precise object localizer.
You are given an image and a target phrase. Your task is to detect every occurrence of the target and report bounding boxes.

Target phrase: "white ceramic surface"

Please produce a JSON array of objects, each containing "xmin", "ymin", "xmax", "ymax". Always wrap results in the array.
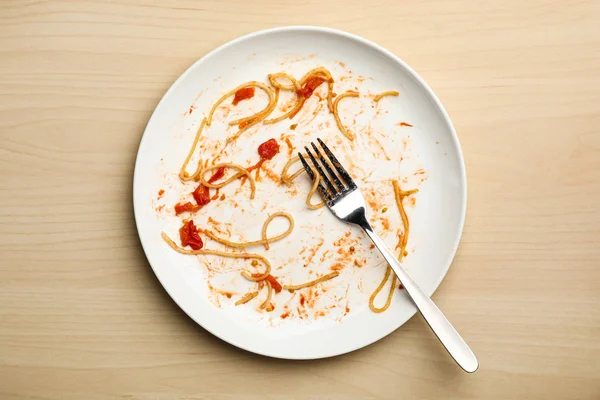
[{"xmin": 133, "ymin": 26, "xmax": 467, "ymax": 359}]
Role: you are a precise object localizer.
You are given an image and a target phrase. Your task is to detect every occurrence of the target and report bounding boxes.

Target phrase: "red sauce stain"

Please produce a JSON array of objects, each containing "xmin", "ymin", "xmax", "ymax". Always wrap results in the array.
[
  {"xmin": 232, "ymin": 87, "xmax": 255, "ymax": 106},
  {"xmin": 399, "ymin": 122, "xmax": 413, "ymax": 127},
  {"xmin": 284, "ymin": 137, "xmax": 294, "ymax": 157},
  {"xmin": 381, "ymin": 218, "xmax": 390, "ymax": 230},
  {"xmin": 208, "ymin": 167, "xmax": 225, "ymax": 184},
  {"xmin": 330, "ymin": 263, "xmax": 344, "ymax": 271},
  {"xmin": 297, "ymin": 77, "xmax": 325, "ymax": 98},
  {"xmin": 158, "ymin": 189, "xmax": 165, "ymax": 197},
  {"xmin": 247, "ymin": 139, "xmax": 280, "ymax": 174},
  {"xmin": 299, "ymin": 294, "xmax": 306, "ymax": 306},
  {"xmin": 280, "ymin": 311, "xmax": 290, "ymax": 319},
  {"xmin": 266, "ymin": 275, "xmax": 282, "ymax": 293},
  {"xmin": 246, "ymin": 159, "xmax": 264, "ymax": 174},
  {"xmin": 290, "ymin": 123, "xmax": 298, "ymax": 130},
  {"xmin": 304, "ymin": 238, "xmax": 324, "ymax": 267},
  {"xmin": 319, "ymin": 249, "xmax": 330, "ymax": 262},
  {"xmin": 239, "ymin": 118, "xmax": 255, "ymax": 129}
]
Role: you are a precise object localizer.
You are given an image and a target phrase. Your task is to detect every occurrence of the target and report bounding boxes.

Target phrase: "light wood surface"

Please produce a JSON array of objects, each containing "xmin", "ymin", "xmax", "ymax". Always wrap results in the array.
[{"xmin": 1, "ymin": 1, "xmax": 599, "ymax": 399}]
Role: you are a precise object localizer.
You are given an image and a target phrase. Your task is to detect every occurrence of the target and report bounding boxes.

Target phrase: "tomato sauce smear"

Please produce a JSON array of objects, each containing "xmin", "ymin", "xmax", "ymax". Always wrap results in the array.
[
  {"xmin": 297, "ymin": 77, "xmax": 326, "ymax": 99},
  {"xmin": 208, "ymin": 167, "xmax": 226, "ymax": 184},
  {"xmin": 265, "ymin": 275, "xmax": 282, "ymax": 293}
]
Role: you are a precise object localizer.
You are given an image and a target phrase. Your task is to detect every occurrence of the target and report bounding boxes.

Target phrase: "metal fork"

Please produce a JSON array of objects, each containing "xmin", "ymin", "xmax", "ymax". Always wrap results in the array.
[{"xmin": 299, "ymin": 138, "xmax": 478, "ymax": 373}]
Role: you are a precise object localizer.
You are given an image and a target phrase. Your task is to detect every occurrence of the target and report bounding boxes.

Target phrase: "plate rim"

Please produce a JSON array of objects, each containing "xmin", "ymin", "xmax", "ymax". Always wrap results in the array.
[{"xmin": 133, "ymin": 25, "xmax": 468, "ymax": 359}]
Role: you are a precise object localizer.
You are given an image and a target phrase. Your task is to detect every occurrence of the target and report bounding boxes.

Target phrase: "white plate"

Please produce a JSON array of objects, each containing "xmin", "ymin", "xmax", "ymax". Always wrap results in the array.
[{"xmin": 133, "ymin": 26, "xmax": 466, "ymax": 359}]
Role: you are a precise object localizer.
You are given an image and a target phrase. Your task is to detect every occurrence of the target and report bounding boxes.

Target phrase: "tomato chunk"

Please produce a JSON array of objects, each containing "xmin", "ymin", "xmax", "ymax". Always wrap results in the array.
[
  {"xmin": 192, "ymin": 184, "xmax": 211, "ymax": 206},
  {"xmin": 232, "ymin": 87, "xmax": 255, "ymax": 106},
  {"xmin": 179, "ymin": 220, "xmax": 203, "ymax": 250},
  {"xmin": 258, "ymin": 138, "xmax": 280, "ymax": 160},
  {"xmin": 174, "ymin": 202, "xmax": 200, "ymax": 215}
]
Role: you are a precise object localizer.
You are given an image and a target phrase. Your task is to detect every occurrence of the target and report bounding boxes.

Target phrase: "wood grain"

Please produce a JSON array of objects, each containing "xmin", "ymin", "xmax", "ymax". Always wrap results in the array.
[{"xmin": 1, "ymin": 0, "xmax": 599, "ymax": 399}]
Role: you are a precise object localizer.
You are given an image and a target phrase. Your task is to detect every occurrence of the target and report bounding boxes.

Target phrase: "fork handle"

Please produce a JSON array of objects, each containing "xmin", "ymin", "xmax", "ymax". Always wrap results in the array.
[{"xmin": 362, "ymin": 224, "xmax": 479, "ymax": 373}]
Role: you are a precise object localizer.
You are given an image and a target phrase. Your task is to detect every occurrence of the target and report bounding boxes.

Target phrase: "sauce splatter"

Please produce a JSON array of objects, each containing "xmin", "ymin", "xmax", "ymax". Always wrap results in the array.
[
  {"xmin": 284, "ymin": 137, "xmax": 294, "ymax": 157},
  {"xmin": 304, "ymin": 238, "xmax": 324, "ymax": 267}
]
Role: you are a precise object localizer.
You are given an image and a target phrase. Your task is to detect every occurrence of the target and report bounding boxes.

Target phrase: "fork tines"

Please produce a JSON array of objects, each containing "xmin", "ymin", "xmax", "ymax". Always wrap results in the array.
[{"xmin": 298, "ymin": 138, "xmax": 357, "ymax": 203}]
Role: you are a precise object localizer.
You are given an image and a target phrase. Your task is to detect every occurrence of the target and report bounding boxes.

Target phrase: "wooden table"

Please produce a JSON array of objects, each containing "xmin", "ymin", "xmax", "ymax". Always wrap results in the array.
[{"xmin": 1, "ymin": 1, "xmax": 599, "ymax": 399}]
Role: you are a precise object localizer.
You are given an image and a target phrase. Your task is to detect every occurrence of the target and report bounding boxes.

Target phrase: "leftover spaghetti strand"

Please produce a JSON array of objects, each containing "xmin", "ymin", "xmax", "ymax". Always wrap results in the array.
[
  {"xmin": 283, "ymin": 271, "xmax": 340, "ymax": 292},
  {"xmin": 203, "ymin": 212, "xmax": 294, "ymax": 250}
]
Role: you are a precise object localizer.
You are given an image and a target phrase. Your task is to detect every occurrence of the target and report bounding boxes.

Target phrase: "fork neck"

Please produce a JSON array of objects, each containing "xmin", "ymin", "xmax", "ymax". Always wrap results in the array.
[{"xmin": 345, "ymin": 208, "xmax": 372, "ymax": 232}]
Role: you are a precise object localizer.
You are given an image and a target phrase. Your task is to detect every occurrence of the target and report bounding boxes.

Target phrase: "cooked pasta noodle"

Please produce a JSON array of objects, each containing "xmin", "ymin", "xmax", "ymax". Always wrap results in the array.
[
  {"xmin": 235, "ymin": 290, "xmax": 259, "ymax": 306},
  {"xmin": 228, "ymin": 88, "xmax": 279, "ymax": 142},
  {"xmin": 268, "ymin": 72, "xmax": 299, "ymax": 91},
  {"xmin": 280, "ymin": 157, "xmax": 325, "ymax": 209},
  {"xmin": 179, "ymin": 117, "xmax": 207, "ymax": 181},
  {"xmin": 198, "ymin": 164, "xmax": 256, "ymax": 199},
  {"xmin": 161, "ymin": 232, "xmax": 271, "ymax": 281},
  {"xmin": 283, "ymin": 271, "xmax": 340, "ymax": 292},
  {"xmin": 373, "ymin": 90, "xmax": 399, "ymax": 102},
  {"xmin": 203, "ymin": 212, "xmax": 294, "ymax": 250},
  {"xmin": 306, "ymin": 168, "xmax": 325, "ymax": 209},
  {"xmin": 259, "ymin": 280, "xmax": 273, "ymax": 310},
  {"xmin": 207, "ymin": 81, "xmax": 275, "ymax": 126},
  {"xmin": 281, "ymin": 156, "xmax": 303, "ymax": 183},
  {"xmin": 333, "ymin": 91, "xmax": 359, "ymax": 140},
  {"xmin": 368, "ymin": 183, "xmax": 418, "ymax": 313}
]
